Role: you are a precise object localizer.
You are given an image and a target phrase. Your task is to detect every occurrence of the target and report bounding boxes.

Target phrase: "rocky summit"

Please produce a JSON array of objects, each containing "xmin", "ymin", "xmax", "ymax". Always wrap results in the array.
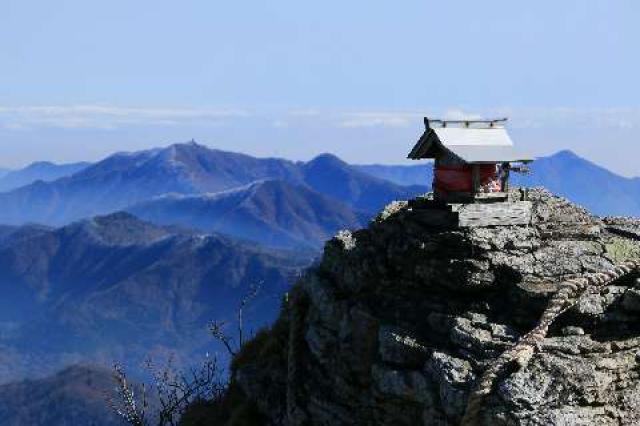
[{"xmin": 218, "ymin": 189, "xmax": 640, "ymax": 426}]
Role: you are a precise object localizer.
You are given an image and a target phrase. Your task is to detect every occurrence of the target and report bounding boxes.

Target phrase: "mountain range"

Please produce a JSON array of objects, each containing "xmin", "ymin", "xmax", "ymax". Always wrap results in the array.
[
  {"xmin": 0, "ymin": 161, "xmax": 90, "ymax": 193},
  {"xmin": 0, "ymin": 142, "xmax": 426, "ymax": 404},
  {"xmin": 0, "ymin": 143, "xmax": 423, "ymax": 228},
  {"xmin": 513, "ymin": 150, "xmax": 640, "ymax": 216},
  {"xmin": 0, "ymin": 212, "xmax": 309, "ymax": 385},
  {"xmin": 0, "ymin": 144, "xmax": 430, "ymax": 425},
  {"xmin": 357, "ymin": 151, "xmax": 640, "ymax": 217},
  {"xmin": 0, "ymin": 143, "xmax": 637, "ymax": 425},
  {"xmin": 128, "ymin": 179, "xmax": 368, "ymax": 249},
  {"xmin": 2, "ymin": 144, "xmax": 636, "ymax": 236},
  {"xmin": 0, "ymin": 365, "xmax": 121, "ymax": 426}
]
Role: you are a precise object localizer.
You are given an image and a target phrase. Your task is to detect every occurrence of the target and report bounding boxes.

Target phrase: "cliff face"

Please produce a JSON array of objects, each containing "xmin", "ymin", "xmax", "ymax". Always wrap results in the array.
[{"xmin": 225, "ymin": 189, "xmax": 640, "ymax": 426}]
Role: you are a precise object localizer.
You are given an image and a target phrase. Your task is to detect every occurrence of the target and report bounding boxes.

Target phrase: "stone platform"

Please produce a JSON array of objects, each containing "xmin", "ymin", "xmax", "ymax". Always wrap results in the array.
[{"xmin": 408, "ymin": 198, "xmax": 532, "ymax": 228}]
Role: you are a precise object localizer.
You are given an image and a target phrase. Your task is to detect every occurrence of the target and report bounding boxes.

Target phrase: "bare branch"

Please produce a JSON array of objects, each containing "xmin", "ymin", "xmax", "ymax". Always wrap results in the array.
[
  {"xmin": 209, "ymin": 320, "xmax": 237, "ymax": 357},
  {"xmin": 210, "ymin": 281, "xmax": 264, "ymax": 356},
  {"xmin": 109, "ymin": 281, "xmax": 264, "ymax": 425},
  {"xmin": 107, "ymin": 363, "xmax": 147, "ymax": 426},
  {"xmin": 108, "ymin": 355, "xmax": 226, "ymax": 426}
]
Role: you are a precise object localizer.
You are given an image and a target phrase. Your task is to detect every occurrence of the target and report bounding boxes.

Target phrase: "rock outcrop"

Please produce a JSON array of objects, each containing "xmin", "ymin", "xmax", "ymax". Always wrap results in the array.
[{"xmin": 221, "ymin": 189, "xmax": 640, "ymax": 426}]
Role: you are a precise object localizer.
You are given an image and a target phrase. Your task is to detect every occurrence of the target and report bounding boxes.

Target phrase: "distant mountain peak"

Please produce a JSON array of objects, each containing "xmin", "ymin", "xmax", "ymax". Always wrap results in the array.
[
  {"xmin": 66, "ymin": 211, "xmax": 175, "ymax": 246},
  {"xmin": 307, "ymin": 153, "xmax": 348, "ymax": 167},
  {"xmin": 0, "ymin": 160, "xmax": 91, "ymax": 193},
  {"xmin": 550, "ymin": 149, "xmax": 579, "ymax": 159},
  {"xmin": 168, "ymin": 139, "xmax": 205, "ymax": 151},
  {"xmin": 92, "ymin": 211, "xmax": 140, "ymax": 225},
  {"xmin": 26, "ymin": 160, "xmax": 57, "ymax": 168}
]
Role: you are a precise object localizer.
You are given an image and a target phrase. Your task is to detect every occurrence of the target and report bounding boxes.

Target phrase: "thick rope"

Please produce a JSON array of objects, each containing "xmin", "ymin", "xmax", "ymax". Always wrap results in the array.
[{"xmin": 460, "ymin": 259, "xmax": 640, "ymax": 426}]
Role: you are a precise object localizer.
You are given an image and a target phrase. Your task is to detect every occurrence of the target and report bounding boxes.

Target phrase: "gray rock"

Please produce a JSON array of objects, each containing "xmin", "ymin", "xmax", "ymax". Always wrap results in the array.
[
  {"xmin": 372, "ymin": 364, "xmax": 433, "ymax": 405},
  {"xmin": 229, "ymin": 189, "xmax": 640, "ymax": 426},
  {"xmin": 378, "ymin": 325, "xmax": 429, "ymax": 368},
  {"xmin": 426, "ymin": 351, "xmax": 475, "ymax": 421},
  {"xmin": 449, "ymin": 316, "xmax": 518, "ymax": 357},
  {"xmin": 621, "ymin": 288, "xmax": 640, "ymax": 312},
  {"xmin": 562, "ymin": 326, "xmax": 585, "ymax": 336}
]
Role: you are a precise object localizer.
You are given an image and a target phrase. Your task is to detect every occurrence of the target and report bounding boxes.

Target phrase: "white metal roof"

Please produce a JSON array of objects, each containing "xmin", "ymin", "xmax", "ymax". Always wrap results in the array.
[
  {"xmin": 445, "ymin": 145, "xmax": 531, "ymax": 163},
  {"xmin": 433, "ymin": 127, "xmax": 513, "ymax": 147},
  {"xmin": 408, "ymin": 118, "xmax": 533, "ymax": 163}
]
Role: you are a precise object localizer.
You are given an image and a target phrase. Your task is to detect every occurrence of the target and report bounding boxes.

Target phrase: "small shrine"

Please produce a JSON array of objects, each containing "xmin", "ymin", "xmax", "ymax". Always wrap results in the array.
[{"xmin": 408, "ymin": 117, "xmax": 534, "ymax": 227}]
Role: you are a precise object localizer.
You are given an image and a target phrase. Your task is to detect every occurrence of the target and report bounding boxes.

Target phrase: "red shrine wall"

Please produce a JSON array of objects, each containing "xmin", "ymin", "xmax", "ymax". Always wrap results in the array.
[{"xmin": 433, "ymin": 164, "xmax": 501, "ymax": 195}]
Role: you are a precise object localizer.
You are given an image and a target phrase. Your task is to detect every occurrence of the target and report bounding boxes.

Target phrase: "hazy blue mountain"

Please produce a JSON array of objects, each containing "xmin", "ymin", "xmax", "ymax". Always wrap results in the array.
[
  {"xmin": 0, "ymin": 143, "xmax": 304, "ymax": 226},
  {"xmin": 0, "ymin": 161, "xmax": 90, "ymax": 192},
  {"xmin": 0, "ymin": 365, "xmax": 121, "ymax": 426},
  {"xmin": 355, "ymin": 163, "xmax": 432, "ymax": 187},
  {"xmin": 512, "ymin": 150, "xmax": 640, "ymax": 216},
  {"xmin": 0, "ymin": 212, "xmax": 310, "ymax": 383},
  {"xmin": 301, "ymin": 153, "xmax": 426, "ymax": 213},
  {"xmin": 128, "ymin": 179, "xmax": 368, "ymax": 249},
  {"xmin": 359, "ymin": 150, "xmax": 640, "ymax": 217},
  {"xmin": 0, "ymin": 143, "xmax": 424, "ymax": 226}
]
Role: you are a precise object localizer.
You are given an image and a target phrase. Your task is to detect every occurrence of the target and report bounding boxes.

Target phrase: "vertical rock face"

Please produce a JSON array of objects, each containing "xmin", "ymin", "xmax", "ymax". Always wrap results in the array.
[{"xmin": 229, "ymin": 189, "xmax": 640, "ymax": 426}]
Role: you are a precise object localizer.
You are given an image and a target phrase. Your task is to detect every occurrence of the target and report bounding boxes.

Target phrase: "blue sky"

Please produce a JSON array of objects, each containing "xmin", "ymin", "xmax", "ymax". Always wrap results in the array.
[{"xmin": 1, "ymin": 0, "xmax": 639, "ymax": 176}]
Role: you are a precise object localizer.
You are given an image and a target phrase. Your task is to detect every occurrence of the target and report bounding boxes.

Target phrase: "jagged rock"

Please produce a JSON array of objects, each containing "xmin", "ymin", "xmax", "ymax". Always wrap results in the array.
[
  {"xmin": 449, "ymin": 315, "xmax": 518, "ymax": 358},
  {"xmin": 621, "ymin": 288, "xmax": 640, "ymax": 312},
  {"xmin": 426, "ymin": 351, "xmax": 475, "ymax": 421},
  {"xmin": 562, "ymin": 326, "xmax": 585, "ymax": 336},
  {"xmin": 378, "ymin": 326, "xmax": 429, "ymax": 368},
  {"xmin": 225, "ymin": 189, "xmax": 640, "ymax": 425}
]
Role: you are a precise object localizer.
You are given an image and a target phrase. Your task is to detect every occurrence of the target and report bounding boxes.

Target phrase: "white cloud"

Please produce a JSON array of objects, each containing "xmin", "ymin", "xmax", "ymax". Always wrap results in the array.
[
  {"xmin": 487, "ymin": 107, "xmax": 640, "ymax": 130},
  {"xmin": 2, "ymin": 122, "xmax": 26, "ymax": 130},
  {"xmin": 338, "ymin": 112, "xmax": 426, "ymax": 128},
  {"xmin": 288, "ymin": 108, "xmax": 320, "ymax": 117},
  {"xmin": 3, "ymin": 104, "xmax": 639, "ymax": 134},
  {"xmin": 0, "ymin": 105, "xmax": 249, "ymax": 130}
]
